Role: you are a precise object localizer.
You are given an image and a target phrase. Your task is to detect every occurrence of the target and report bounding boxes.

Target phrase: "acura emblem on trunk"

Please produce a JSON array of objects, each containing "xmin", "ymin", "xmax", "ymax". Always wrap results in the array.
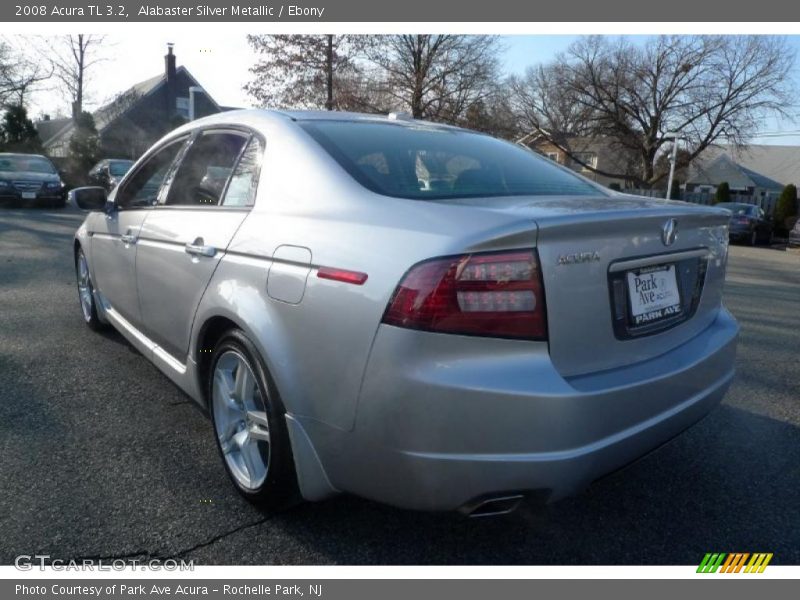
[{"xmin": 662, "ymin": 219, "xmax": 678, "ymax": 246}]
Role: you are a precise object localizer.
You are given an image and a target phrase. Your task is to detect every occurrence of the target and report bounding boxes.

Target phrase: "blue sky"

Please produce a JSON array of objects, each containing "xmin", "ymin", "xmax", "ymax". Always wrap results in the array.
[{"xmin": 18, "ymin": 33, "xmax": 800, "ymax": 145}]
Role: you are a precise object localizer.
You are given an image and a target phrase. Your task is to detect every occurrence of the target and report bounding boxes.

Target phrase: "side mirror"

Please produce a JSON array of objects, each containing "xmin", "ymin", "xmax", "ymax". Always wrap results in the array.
[{"xmin": 68, "ymin": 186, "xmax": 108, "ymax": 211}]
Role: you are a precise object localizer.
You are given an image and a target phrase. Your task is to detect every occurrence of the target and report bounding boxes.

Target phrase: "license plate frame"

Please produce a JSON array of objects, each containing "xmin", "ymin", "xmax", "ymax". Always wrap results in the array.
[
  {"xmin": 21, "ymin": 191, "xmax": 37, "ymax": 199},
  {"xmin": 625, "ymin": 263, "xmax": 683, "ymax": 327}
]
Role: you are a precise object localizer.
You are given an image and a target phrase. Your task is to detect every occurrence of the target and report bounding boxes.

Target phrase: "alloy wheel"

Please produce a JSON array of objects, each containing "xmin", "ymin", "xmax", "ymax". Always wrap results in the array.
[
  {"xmin": 212, "ymin": 350, "xmax": 271, "ymax": 490},
  {"xmin": 77, "ymin": 251, "xmax": 93, "ymax": 322}
]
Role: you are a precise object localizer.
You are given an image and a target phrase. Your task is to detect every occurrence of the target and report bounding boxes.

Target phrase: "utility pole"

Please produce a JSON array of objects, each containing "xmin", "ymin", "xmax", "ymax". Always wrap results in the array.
[{"xmin": 665, "ymin": 132, "xmax": 680, "ymax": 200}]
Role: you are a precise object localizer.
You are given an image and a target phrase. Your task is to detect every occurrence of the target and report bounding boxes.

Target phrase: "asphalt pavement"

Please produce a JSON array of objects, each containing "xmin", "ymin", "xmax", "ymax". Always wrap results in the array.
[{"xmin": 1, "ymin": 208, "xmax": 798, "ymax": 565}]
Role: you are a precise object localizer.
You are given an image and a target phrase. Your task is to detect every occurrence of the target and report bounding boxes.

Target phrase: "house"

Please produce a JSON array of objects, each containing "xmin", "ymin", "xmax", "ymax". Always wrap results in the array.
[
  {"xmin": 38, "ymin": 44, "xmax": 223, "ymax": 160},
  {"xmin": 527, "ymin": 135, "xmax": 637, "ymax": 190},
  {"xmin": 685, "ymin": 144, "xmax": 799, "ymax": 199}
]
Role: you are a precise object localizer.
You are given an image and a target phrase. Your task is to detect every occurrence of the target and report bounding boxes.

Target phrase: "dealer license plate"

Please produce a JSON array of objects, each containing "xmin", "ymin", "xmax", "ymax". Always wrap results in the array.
[{"xmin": 626, "ymin": 264, "xmax": 682, "ymax": 326}]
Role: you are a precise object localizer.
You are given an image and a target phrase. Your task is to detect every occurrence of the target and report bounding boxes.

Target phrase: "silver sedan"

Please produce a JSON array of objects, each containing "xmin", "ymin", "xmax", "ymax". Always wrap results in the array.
[{"xmin": 71, "ymin": 110, "xmax": 738, "ymax": 515}]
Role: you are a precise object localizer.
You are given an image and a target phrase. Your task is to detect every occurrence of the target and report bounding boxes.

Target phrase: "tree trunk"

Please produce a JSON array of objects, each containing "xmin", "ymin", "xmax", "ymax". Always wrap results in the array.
[{"xmin": 325, "ymin": 34, "xmax": 333, "ymax": 111}]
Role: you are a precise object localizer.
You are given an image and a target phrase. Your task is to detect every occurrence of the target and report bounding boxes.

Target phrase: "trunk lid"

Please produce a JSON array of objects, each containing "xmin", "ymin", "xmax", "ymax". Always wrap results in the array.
[{"xmin": 446, "ymin": 194, "xmax": 731, "ymax": 377}]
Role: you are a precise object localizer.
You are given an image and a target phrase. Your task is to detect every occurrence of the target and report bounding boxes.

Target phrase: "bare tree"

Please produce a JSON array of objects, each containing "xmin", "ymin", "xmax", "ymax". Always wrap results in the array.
[
  {"xmin": 46, "ymin": 34, "xmax": 106, "ymax": 117},
  {"xmin": 360, "ymin": 35, "xmax": 503, "ymax": 123},
  {"xmin": 0, "ymin": 39, "xmax": 51, "ymax": 107},
  {"xmin": 511, "ymin": 35, "xmax": 796, "ymax": 187},
  {"xmin": 245, "ymin": 35, "xmax": 364, "ymax": 110}
]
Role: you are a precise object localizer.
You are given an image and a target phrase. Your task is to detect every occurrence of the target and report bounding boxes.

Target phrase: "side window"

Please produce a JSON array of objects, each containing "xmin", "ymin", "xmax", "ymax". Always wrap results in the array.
[
  {"xmin": 116, "ymin": 140, "xmax": 186, "ymax": 208},
  {"xmin": 222, "ymin": 137, "xmax": 263, "ymax": 207},
  {"xmin": 165, "ymin": 132, "xmax": 248, "ymax": 207}
]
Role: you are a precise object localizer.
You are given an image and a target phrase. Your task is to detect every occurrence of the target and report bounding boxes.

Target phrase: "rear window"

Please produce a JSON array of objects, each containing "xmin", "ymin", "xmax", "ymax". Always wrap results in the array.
[
  {"xmin": 717, "ymin": 203, "xmax": 756, "ymax": 216},
  {"xmin": 299, "ymin": 121, "xmax": 602, "ymax": 200}
]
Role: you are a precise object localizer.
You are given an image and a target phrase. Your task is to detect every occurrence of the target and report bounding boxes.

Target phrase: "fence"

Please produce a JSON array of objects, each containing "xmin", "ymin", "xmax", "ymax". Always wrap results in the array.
[{"xmin": 626, "ymin": 189, "xmax": 779, "ymax": 216}]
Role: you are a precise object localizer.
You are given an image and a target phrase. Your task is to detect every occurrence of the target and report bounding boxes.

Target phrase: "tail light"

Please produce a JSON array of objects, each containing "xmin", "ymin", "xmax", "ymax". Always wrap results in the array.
[
  {"xmin": 382, "ymin": 250, "xmax": 547, "ymax": 340},
  {"xmin": 733, "ymin": 216, "xmax": 751, "ymax": 225}
]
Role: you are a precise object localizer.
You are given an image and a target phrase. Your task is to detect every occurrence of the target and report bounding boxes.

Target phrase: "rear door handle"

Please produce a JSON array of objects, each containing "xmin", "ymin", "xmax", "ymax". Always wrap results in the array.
[
  {"xmin": 120, "ymin": 233, "xmax": 136, "ymax": 245},
  {"xmin": 185, "ymin": 238, "xmax": 216, "ymax": 258}
]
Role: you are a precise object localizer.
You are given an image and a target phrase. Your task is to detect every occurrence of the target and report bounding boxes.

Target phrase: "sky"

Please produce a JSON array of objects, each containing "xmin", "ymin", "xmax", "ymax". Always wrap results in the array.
[{"xmin": 8, "ymin": 33, "xmax": 800, "ymax": 145}]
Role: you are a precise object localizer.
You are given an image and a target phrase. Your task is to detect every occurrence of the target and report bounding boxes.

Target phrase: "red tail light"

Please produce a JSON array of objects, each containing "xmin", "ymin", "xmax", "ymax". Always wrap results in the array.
[
  {"xmin": 733, "ymin": 216, "xmax": 751, "ymax": 225},
  {"xmin": 382, "ymin": 250, "xmax": 547, "ymax": 340}
]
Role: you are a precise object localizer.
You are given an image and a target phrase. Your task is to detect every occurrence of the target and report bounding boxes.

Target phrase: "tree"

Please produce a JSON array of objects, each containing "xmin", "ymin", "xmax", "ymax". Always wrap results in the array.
[
  {"xmin": 360, "ymin": 35, "xmax": 503, "ymax": 124},
  {"xmin": 773, "ymin": 183, "xmax": 798, "ymax": 234},
  {"xmin": 64, "ymin": 111, "xmax": 98, "ymax": 187},
  {"xmin": 714, "ymin": 182, "xmax": 731, "ymax": 204},
  {"xmin": 245, "ymin": 35, "xmax": 364, "ymax": 110},
  {"xmin": 0, "ymin": 40, "xmax": 50, "ymax": 106},
  {"xmin": 510, "ymin": 35, "xmax": 795, "ymax": 187},
  {"xmin": 0, "ymin": 104, "xmax": 43, "ymax": 153},
  {"xmin": 45, "ymin": 34, "xmax": 106, "ymax": 117}
]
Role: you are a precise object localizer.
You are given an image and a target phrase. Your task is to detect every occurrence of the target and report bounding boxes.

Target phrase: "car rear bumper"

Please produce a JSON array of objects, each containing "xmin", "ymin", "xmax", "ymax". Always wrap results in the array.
[{"xmin": 299, "ymin": 307, "xmax": 738, "ymax": 512}]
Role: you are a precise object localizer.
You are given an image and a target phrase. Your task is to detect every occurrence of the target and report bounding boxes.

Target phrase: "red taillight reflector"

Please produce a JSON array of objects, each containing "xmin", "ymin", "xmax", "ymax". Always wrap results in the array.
[
  {"xmin": 382, "ymin": 250, "xmax": 547, "ymax": 340},
  {"xmin": 317, "ymin": 266, "xmax": 368, "ymax": 285}
]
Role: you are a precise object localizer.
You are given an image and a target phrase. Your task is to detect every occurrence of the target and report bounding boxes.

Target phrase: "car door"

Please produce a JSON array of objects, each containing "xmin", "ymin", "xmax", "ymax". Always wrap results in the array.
[
  {"xmin": 90, "ymin": 138, "xmax": 188, "ymax": 327},
  {"xmin": 135, "ymin": 129, "xmax": 262, "ymax": 359}
]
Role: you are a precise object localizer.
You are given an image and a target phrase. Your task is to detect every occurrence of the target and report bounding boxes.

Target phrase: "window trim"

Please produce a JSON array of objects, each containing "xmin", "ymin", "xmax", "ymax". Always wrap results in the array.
[{"xmin": 153, "ymin": 125, "xmax": 265, "ymax": 211}]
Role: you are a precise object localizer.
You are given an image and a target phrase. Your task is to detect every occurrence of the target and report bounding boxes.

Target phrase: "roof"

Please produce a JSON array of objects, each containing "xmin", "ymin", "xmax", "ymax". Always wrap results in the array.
[
  {"xmin": 688, "ymin": 144, "xmax": 800, "ymax": 189},
  {"xmin": 37, "ymin": 66, "xmax": 220, "ymax": 147}
]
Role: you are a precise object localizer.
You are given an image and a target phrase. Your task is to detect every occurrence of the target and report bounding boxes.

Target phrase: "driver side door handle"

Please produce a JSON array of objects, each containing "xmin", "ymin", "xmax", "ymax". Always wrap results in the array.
[{"xmin": 185, "ymin": 238, "xmax": 216, "ymax": 258}]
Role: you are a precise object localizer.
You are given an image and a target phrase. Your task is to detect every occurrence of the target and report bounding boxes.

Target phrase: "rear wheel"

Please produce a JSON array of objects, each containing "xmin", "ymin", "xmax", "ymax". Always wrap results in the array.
[
  {"xmin": 208, "ymin": 330, "xmax": 299, "ymax": 510},
  {"xmin": 75, "ymin": 248, "xmax": 105, "ymax": 331}
]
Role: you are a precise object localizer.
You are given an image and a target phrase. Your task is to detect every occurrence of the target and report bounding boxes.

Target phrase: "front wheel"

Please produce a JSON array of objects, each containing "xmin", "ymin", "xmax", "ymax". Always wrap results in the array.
[
  {"xmin": 75, "ymin": 248, "xmax": 105, "ymax": 331},
  {"xmin": 208, "ymin": 330, "xmax": 299, "ymax": 510}
]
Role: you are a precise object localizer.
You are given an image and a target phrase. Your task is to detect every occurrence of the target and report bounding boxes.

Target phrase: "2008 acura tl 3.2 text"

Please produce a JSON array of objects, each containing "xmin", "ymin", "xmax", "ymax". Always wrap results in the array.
[{"xmin": 69, "ymin": 110, "xmax": 738, "ymax": 516}]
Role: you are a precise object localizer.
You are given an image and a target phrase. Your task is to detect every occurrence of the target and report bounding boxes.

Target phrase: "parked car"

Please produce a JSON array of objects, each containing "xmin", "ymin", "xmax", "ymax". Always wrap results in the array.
[
  {"xmin": 88, "ymin": 159, "xmax": 135, "ymax": 192},
  {"xmin": 69, "ymin": 110, "xmax": 738, "ymax": 515},
  {"xmin": 789, "ymin": 218, "xmax": 800, "ymax": 247},
  {"xmin": 0, "ymin": 153, "xmax": 65, "ymax": 208},
  {"xmin": 716, "ymin": 202, "xmax": 773, "ymax": 246}
]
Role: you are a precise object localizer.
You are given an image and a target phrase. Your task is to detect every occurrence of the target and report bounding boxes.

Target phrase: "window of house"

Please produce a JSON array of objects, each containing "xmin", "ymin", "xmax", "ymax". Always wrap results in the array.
[
  {"xmin": 546, "ymin": 152, "xmax": 559, "ymax": 162},
  {"xmin": 165, "ymin": 131, "xmax": 248, "ymax": 207},
  {"xmin": 572, "ymin": 152, "xmax": 598, "ymax": 170},
  {"xmin": 115, "ymin": 139, "xmax": 187, "ymax": 208},
  {"xmin": 175, "ymin": 97, "xmax": 190, "ymax": 119},
  {"xmin": 221, "ymin": 136, "xmax": 263, "ymax": 207}
]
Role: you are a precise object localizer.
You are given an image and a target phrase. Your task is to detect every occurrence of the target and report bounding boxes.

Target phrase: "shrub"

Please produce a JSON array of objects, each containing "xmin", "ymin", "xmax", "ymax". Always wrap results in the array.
[
  {"xmin": 713, "ymin": 182, "xmax": 731, "ymax": 204},
  {"xmin": 773, "ymin": 183, "xmax": 798, "ymax": 234}
]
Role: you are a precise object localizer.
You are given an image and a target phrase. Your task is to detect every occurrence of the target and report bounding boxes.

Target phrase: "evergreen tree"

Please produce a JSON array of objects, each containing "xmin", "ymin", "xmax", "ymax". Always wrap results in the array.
[
  {"xmin": 0, "ymin": 104, "xmax": 43, "ymax": 153},
  {"xmin": 773, "ymin": 183, "xmax": 798, "ymax": 234},
  {"xmin": 714, "ymin": 182, "xmax": 731, "ymax": 204},
  {"xmin": 65, "ymin": 111, "xmax": 98, "ymax": 186}
]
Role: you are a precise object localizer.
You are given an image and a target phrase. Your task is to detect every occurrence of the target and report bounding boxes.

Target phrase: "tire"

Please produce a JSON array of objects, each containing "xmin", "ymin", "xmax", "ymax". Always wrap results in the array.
[
  {"xmin": 749, "ymin": 230, "xmax": 757, "ymax": 246},
  {"xmin": 208, "ymin": 329, "xmax": 299, "ymax": 510},
  {"xmin": 75, "ymin": 247, "xmax": 106, "ymax": 331}
]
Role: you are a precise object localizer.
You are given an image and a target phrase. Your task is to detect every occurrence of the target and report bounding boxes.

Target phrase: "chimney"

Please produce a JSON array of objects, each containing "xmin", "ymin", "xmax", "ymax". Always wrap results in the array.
[
  {"xmin": 164, "ymin": 43, "xmax": 177, "ymax": 119},
  {"xmin": 165, "ymin": 42, "xmax": 176, "ymax": 83}
]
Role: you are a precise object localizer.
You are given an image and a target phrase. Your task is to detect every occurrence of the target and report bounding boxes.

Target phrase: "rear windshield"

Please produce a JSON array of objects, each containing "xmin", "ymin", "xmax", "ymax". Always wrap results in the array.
[
  {"xmin": 0, "ymin": 155, "xmax": 57, "ymax": 174},
  {"xmin": 717, "ymin": 203, "xmax": 756, "ymax": 216},
  {"xmin": 299, "ymin": 120, "xmax": 603, "ymax": 200}
]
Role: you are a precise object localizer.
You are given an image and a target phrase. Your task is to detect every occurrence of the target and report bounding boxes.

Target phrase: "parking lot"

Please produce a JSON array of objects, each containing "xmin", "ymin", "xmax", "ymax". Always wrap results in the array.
[{"xmin": 1, "ymin": 208, "xmax": 798, "ymax": 565}]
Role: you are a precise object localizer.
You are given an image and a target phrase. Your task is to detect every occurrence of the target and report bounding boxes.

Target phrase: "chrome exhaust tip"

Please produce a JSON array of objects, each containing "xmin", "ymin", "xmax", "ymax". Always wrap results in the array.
[{"xmin": 463, "ymin": 494, "xmax": 524, "ymax": 518}]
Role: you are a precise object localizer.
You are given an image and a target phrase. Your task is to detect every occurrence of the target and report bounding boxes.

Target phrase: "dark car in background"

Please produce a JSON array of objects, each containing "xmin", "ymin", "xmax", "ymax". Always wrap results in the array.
[
  {"xmin": 0, "ymin": 153, "xmax": 65, "ymax": 208},
  {"xmin": 88, "ymin": 159, "xmax": 135, "ymax": 192},
  {"xmin": 716, "ymin": 202, "xmax": 773, "ymax": 246}
]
